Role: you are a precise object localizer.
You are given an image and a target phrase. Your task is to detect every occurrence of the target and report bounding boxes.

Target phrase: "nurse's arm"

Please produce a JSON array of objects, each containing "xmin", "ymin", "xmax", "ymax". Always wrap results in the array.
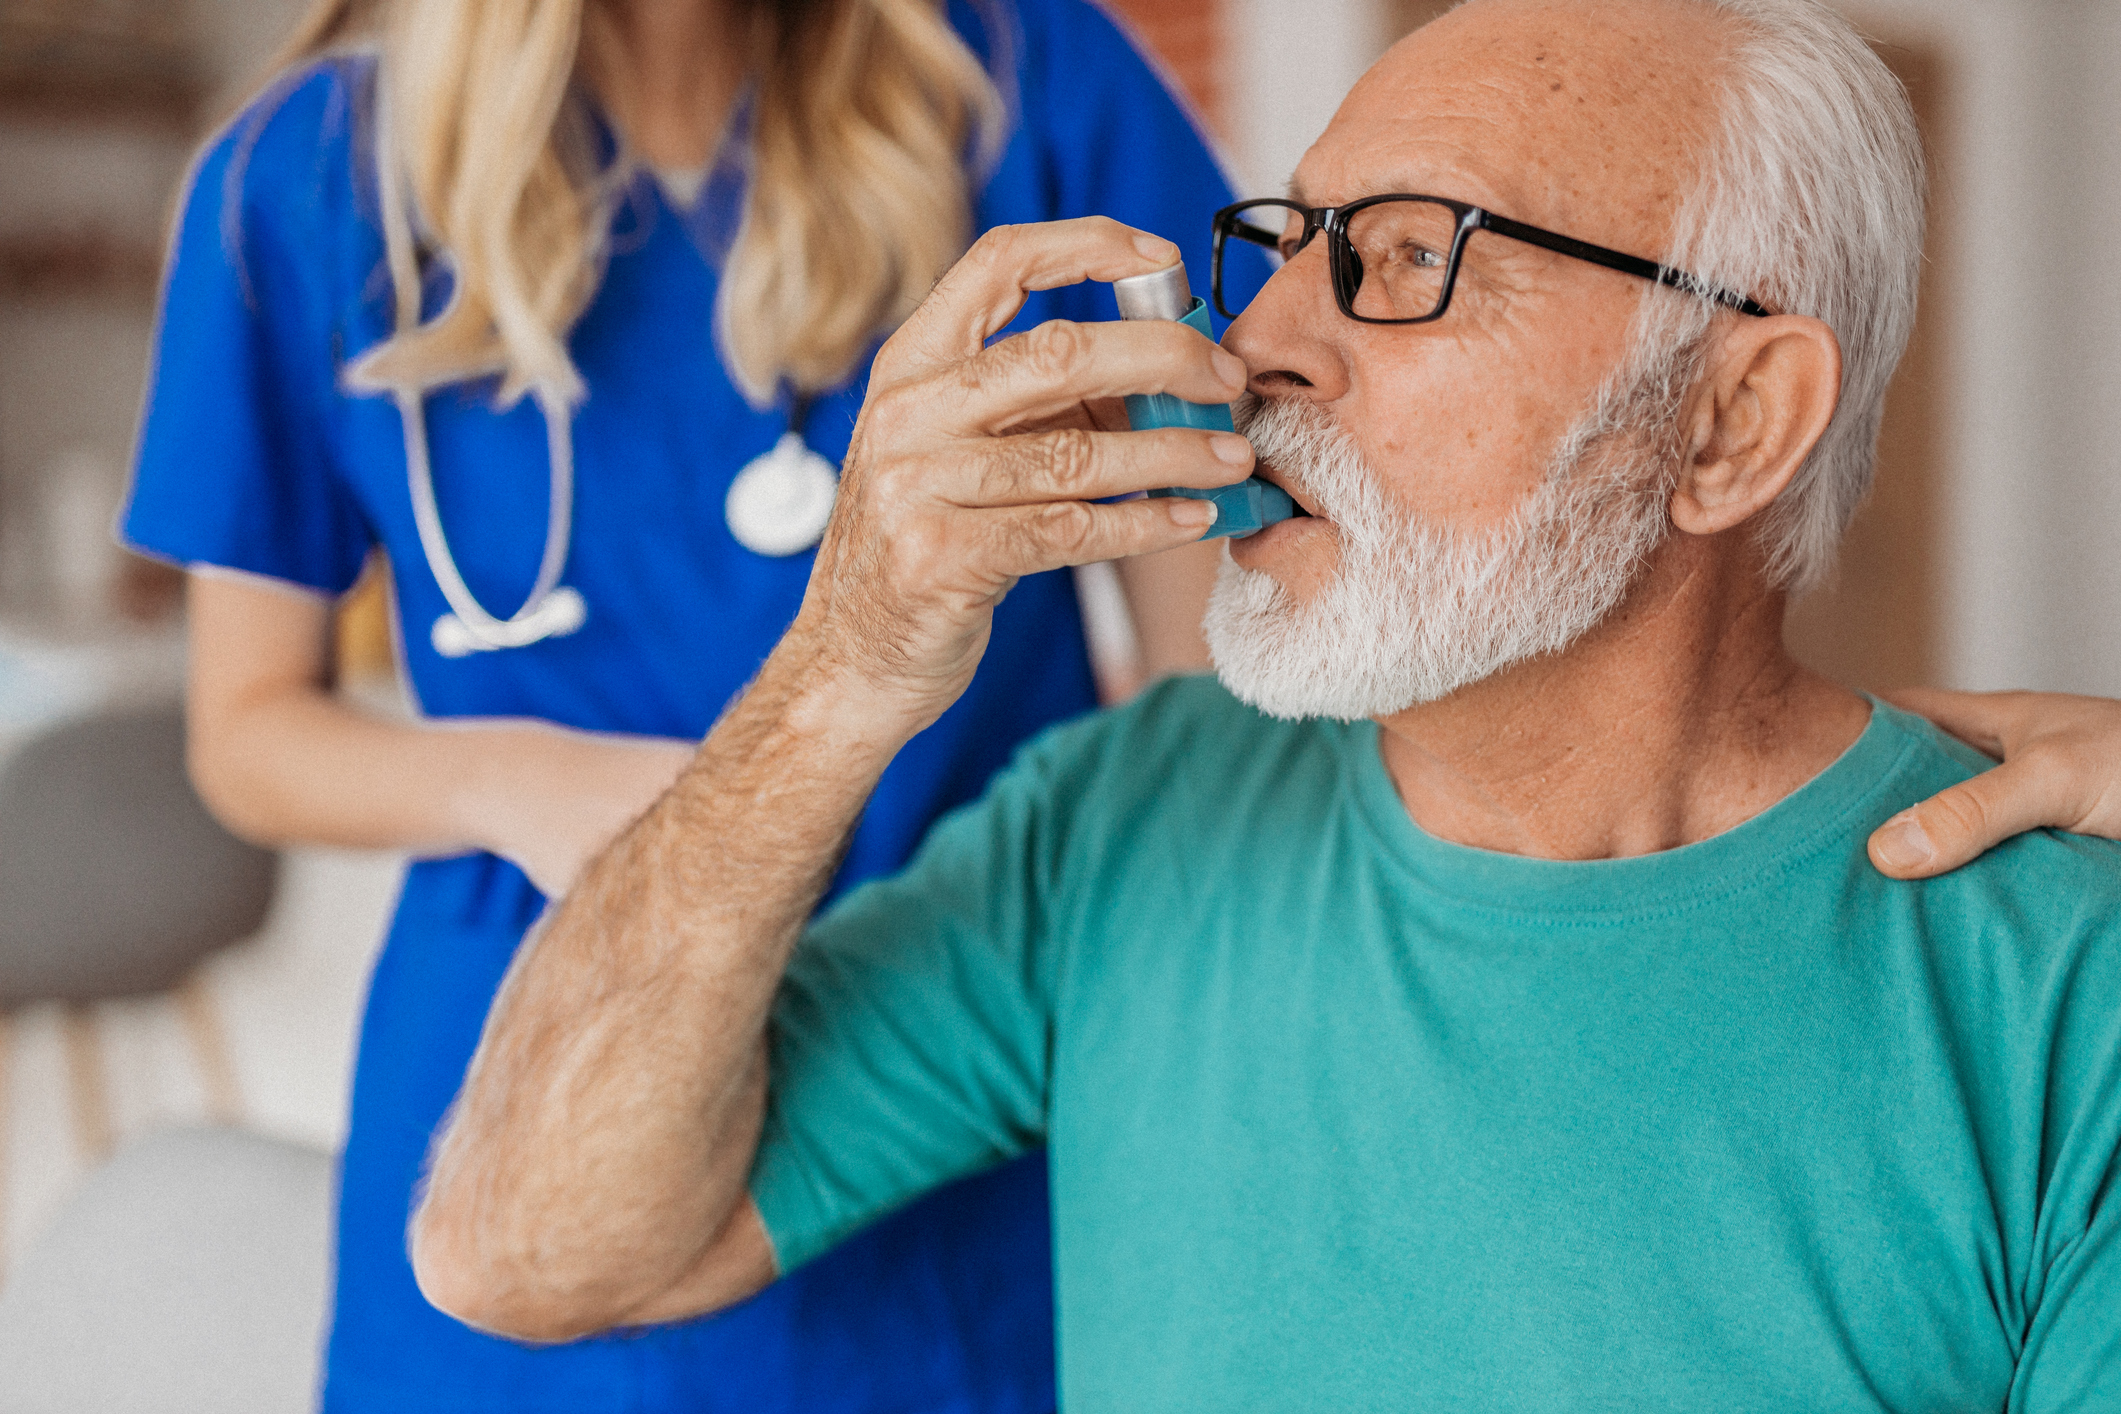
[
  {"xmin": 409, "ymin": 217, "xmax": 1251, "ymax": 1343},
  {"xmin": 186, "ymin": 569, "xmax": 694, "ymax": 896},
  {"xmin": 1114, "ymin": 540, "xmax": 1219, "ymax": 684}
]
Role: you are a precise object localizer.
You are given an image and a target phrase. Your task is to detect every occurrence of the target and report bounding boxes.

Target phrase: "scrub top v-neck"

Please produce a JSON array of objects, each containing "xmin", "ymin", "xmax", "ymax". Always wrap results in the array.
[{"xmin": 121, "ymin": 2, "xmax": 1254, "ymax": 1411}]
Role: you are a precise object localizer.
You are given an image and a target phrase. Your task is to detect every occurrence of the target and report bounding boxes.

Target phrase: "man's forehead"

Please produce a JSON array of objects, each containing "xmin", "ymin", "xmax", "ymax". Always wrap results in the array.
[
  {"xmin": 1295, "ymin": 0, "xmax": 1729, "ymax": 243},
  {"xmin": 1286, "ymin": 131, "xmax": 1520, "ymax": 215}
]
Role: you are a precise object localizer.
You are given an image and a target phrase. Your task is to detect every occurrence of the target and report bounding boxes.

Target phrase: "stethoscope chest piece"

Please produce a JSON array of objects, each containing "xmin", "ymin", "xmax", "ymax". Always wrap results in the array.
[{"xmin": 726, "ymin": 431, "xmax": 838, "ymax": 557}]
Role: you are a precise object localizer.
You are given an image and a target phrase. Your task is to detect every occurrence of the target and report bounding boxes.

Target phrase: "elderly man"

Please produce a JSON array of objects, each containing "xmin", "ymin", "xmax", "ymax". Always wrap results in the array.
[{"xmin": 415, "ymin": 0, "xmax": 2121, "ymax": 1407}]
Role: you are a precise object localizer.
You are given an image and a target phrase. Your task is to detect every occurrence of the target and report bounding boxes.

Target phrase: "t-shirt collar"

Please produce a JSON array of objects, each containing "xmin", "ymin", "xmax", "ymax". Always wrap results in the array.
[{"xmin": 1340, "ymin": 696, "xmax": 1919, "ymax": 921}]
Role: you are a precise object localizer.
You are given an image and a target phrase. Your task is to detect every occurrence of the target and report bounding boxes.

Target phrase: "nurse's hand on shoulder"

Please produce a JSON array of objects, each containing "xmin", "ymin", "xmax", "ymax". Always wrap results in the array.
[
  {"xmin": 785, "ymin": 217, "xmax": 1251, "ymax": 739},
  {"xmin": 1870, "ymin": 689, "xmax": 2121, "ymax": 878},
  {"xmin": 476, "ymin": 729, "xmax": 696, "ymax": 897}
]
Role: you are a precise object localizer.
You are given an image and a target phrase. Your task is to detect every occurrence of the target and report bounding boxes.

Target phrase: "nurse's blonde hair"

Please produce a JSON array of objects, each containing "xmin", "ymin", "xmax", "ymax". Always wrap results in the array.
[{"xmin": 271, "ymin": 0, "xmax": 1003, "ymax": 407}]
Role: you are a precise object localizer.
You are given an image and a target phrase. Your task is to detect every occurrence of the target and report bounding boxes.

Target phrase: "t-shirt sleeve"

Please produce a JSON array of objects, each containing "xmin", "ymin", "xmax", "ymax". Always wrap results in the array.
[
  {"xmin": 749, "ymin": 742, "xmax": 1066, "ymax": 1273},
  {"xmin": 122, "ymin": 69, "xmax": 374, "ymax": 596},
  {"xmin": 2007, "ymin": 861, "xmax": 2121, "ymax": 1410},
  {"xmin": 2010, "ymin": 1189, "xmax": 2121, "ymax": 1409}
]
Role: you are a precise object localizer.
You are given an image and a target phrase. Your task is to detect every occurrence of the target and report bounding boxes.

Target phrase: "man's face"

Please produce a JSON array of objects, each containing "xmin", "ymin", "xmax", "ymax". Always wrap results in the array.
[{"xmin": 1211, "ymin": 0, "xmax": 1733, "ymax": 717}]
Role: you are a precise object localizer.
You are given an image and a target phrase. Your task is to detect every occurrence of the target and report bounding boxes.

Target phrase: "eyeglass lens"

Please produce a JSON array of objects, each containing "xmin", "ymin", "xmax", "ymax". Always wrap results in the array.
[{"xmin": 1217, "ymin": 199, "xmax": 1465, "ymax": 322}]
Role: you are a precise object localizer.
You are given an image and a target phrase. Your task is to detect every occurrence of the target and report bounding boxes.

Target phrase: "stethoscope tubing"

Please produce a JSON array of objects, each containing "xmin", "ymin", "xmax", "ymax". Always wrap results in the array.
[
  {"xmin": 374, "ymin": 89, "xmax": 833, "ymax": 658},
  {"xmin": 396, "ymin": 384, "xmax": 586, "ymax": 656}
]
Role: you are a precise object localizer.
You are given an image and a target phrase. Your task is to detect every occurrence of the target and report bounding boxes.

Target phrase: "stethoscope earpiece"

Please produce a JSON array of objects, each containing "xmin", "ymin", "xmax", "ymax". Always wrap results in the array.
[{"xmin": 431, "ymin": 585, "xmax": 587, "ymax": 659}]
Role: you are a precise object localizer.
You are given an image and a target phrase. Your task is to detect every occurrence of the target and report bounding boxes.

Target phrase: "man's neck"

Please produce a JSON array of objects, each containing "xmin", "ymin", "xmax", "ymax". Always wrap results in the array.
[{"xmin": 1374, "ymin": 543, "xmax": 1871, "ymax": 861}]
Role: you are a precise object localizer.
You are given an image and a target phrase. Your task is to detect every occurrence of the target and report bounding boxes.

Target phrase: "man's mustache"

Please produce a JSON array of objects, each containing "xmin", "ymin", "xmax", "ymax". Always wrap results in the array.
[{"xmin": 1232, "ymin": 392, "xmax": 1341, "ymax": 522}]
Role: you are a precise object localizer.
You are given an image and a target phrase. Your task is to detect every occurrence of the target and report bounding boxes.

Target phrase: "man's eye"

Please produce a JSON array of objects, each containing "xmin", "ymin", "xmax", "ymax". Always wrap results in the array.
[{"xmin": 1408, "ymin": 245, "xmax": 1444, "ymax": 269}]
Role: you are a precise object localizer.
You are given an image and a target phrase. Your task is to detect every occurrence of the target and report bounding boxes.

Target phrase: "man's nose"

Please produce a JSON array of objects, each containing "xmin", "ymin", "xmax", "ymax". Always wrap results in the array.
[{"xmin": 1221, "ymin": 237, "xmax": 1346, "ymax": 400}]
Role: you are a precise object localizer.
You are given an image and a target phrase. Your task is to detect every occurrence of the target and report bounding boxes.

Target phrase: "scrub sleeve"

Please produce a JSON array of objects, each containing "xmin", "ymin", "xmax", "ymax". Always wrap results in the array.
[{"xmin": 121, "ymin": 2, "xmax": 1250, "ymax": 1412}]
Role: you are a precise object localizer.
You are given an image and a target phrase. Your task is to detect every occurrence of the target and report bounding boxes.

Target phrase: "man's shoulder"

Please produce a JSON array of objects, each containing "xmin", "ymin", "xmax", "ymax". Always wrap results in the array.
[
  {"xmin": 1866, "ymin": 707, "xmax": 2121, "ymax": 1263},
  {"xmin": 1868, "ymin": 703, "xmax": 2121, "ymax": 963}
]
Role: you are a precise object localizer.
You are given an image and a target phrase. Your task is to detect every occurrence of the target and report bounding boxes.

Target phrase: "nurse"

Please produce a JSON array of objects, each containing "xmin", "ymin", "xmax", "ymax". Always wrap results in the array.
[{"xmin": 124, "ymin": 1, "xmax": 1245, "ymax": 1410}]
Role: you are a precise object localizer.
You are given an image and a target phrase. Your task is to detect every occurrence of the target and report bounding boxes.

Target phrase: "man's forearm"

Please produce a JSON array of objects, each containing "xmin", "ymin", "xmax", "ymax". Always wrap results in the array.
[
  {"xmin": 409, "ymin": 636, "xmax": 911, "ymax": 1339},
  {"xmin": 410, "ymin": 218, "xmax": 1246, "ymax": 1341}
]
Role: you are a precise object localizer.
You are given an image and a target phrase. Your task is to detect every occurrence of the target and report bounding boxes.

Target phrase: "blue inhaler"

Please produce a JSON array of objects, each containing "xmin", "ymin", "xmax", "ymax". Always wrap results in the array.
[{"xmin": 1113, "ymin": 263, "xmax": 1299, "ymax": 540}]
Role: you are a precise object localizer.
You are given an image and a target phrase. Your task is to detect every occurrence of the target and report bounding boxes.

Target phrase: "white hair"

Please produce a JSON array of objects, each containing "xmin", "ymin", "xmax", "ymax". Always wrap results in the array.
[
  {"xmin": 1654, "ymin": 0, "xmax": 1928, "ymax": 594},
  {"xmin": 1206, "ymin": 367, "xmax": 1686, "ymax": 720}
]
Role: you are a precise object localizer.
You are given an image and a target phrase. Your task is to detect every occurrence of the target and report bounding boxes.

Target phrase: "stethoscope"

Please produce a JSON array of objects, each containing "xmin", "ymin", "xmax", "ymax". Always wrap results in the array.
[
  {"xmin": 374, "ymin": 77, "xmax": 841, "ymax": 660},
  {"xmin": 397, "ymin": 386, "xmax": 840, "ymax": 658}
]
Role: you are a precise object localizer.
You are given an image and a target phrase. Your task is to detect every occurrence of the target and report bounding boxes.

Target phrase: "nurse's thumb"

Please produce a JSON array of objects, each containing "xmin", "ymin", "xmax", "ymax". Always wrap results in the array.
[{"xmin": 1866, "ymin": 759, "xmax": 2056, "ymax": 879}]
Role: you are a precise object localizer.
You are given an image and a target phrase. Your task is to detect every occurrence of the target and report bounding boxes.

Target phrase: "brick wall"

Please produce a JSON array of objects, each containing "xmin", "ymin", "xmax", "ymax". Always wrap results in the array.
[{"xmin": 1098, "ymin": 0, "xmax": 1225, "ymax": 139}]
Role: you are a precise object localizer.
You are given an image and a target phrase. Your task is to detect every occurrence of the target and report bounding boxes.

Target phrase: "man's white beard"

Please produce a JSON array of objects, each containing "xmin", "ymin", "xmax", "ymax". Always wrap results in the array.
[{"xmin": 1204, "ymin": 375, "xmax": 1684, "ymax": 722}]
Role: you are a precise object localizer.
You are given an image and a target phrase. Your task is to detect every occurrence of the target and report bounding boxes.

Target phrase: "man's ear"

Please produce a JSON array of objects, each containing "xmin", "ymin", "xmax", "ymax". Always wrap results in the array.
[{"xmin": 1671, "ymin": 315, "xmax": 1842, "ymax": 537}]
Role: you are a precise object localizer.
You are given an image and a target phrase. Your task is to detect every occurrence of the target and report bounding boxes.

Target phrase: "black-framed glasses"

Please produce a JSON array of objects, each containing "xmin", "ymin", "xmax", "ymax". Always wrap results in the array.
[{"xmin": 1210, "ymin": 195, "xmax": 1772, "ymax": 325}]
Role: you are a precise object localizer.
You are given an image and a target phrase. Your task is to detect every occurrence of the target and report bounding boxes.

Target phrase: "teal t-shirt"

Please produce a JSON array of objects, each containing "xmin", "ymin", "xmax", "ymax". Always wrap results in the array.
[{"xmin": 753, "ymin": 678, "xmax": 2121, "ymax": 1412}]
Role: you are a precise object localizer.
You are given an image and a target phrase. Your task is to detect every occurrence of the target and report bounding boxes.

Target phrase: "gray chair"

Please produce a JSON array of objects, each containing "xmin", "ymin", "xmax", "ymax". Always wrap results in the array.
[
  {"xmin": 0, "ymin": 1126, "xmax": 334, "ymax": 1414},
  {"xmin": 0, "ymin": 704, "xmax": 279, "ymax": 1246},
  {"xmin": 0, "ymin": 704, "xmax": 276, "ymax": 1003}
]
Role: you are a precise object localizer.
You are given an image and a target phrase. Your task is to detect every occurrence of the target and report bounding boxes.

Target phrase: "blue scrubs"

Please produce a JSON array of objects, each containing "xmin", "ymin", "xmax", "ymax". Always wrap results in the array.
[{"xmin": 122, "ymin": 3, "xmax": 1249, "ymax": 1411}]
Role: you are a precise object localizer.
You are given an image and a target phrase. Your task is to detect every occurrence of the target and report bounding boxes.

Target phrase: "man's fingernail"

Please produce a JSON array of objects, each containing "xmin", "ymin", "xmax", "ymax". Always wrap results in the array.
[
  {"xmin": 1212, "ymin": 349, "xmax": 1249, "ymax": 387},
  {"xmin": 1171, "ymin": 497, "xmax": 1218, "ymax": 529},
  {"xmin": 1135, "ymin": 234, "xmax": 1178, "ymax": 261},
  {"xmin": 1210, "ymin": 433, "xmax": 1253, "ymax": 465},
  {"xmin": 1874, "ymin": 814, "xmax": 1935, "ymax": 871}
]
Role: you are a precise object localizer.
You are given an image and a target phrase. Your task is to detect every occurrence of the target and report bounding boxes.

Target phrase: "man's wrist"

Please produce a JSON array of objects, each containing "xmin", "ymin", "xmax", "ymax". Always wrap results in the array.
[{"xmin": 745, "ymin": 631, "xmax": 944, "ymax": 770}]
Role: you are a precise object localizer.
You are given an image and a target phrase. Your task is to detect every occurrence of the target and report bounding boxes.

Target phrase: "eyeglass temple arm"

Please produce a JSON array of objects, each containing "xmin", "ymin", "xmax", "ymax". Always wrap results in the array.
[
  {"xmin": 1221, "ymin": 220, "xmax": 1283, "ymax": 249},
  {"xmin": 1476, "ymin": 211, "xmax": 1772, "ymax": 317}
]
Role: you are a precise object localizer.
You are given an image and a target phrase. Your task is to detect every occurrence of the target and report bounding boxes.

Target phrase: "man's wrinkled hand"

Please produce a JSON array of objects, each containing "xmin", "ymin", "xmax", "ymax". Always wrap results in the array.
[
  {"xmin": 785, "ymin": 217, "xmax": 1254, "ymax": 737},
  {"xmin": 1869, "ymin": 689, "xmax": 2121, "ymax": 877}
]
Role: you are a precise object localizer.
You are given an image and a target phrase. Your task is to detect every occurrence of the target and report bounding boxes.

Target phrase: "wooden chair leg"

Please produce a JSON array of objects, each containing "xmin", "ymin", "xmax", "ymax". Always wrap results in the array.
[
  {"xmin": 60, "ymin": 1003, "xmax": 114, "ymax": 1165},
  {"xmin": 176, "ymin": 975, "xmax": 243, "ymax": 1127},
  {"xmin": 0, "ymin": 1008, "xmax": 11, "ymax": 1280}
]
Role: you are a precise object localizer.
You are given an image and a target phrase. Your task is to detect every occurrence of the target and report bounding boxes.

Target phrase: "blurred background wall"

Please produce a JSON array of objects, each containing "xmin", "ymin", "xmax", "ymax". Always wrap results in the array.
[
  {"xmin": 0, "ymin": 0, "xmax": 395, "ymax": 1290},
  {"xmin": 0, "ymin": 0, "xmax": 306, "ymax": 619}
]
